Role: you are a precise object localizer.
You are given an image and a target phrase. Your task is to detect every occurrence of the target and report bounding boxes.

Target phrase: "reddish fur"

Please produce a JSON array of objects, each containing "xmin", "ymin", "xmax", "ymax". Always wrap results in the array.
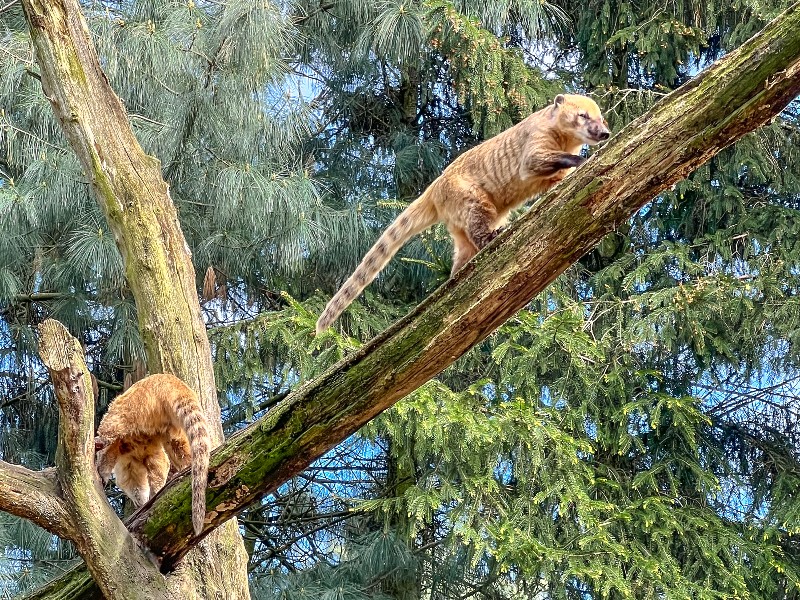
[
  {"xmin": 95, "ymin": 374, "xmax": 211, "ymax": 536},
  {"xmin": 316, "ymin": 94, "xmax": 610, "ymax": 333}
]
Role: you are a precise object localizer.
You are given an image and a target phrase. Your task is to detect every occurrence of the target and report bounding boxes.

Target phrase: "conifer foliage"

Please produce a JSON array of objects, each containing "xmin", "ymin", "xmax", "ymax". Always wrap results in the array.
[{"xmin": 1, "ymin": 0, "xmax": 799, "ymax": 599}]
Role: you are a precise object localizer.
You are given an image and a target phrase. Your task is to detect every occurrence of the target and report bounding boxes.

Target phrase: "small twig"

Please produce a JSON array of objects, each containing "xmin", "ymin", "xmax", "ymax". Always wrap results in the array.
[{"xmin": 0, "ymin": 45, "xmax": 33, "ymax": 65}]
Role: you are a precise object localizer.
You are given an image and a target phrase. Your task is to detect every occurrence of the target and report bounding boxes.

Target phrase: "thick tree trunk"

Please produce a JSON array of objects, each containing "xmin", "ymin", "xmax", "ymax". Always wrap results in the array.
[
  {"xmin": 11, "ymin": 1, "xmax": 800, "ymax": 598},
  {"xmin": 18, "ymin": 0, "xmax": 249, "ymax": 598}
]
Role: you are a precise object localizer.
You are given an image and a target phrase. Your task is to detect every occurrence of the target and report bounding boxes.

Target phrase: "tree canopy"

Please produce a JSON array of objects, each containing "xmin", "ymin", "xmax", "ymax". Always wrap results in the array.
[{"xmin": 1, "ymin": 1, "xmax": 799, "ymax": 599}]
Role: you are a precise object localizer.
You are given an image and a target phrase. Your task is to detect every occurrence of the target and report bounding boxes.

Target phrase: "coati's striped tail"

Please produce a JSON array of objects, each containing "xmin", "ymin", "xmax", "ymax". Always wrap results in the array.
[
  {"xmin": 316, "ymin": 194, "xmax": 438, "ymax": 333},
  {"xmin": 173, "ymin": 389, "xmax": 211, "ymax": 536}
]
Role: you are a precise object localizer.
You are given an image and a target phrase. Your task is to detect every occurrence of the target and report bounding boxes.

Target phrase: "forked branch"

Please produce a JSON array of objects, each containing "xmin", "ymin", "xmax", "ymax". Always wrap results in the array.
[{"xmin": 36, "ymin": 319, "xmax": 169, "ymax": 600}]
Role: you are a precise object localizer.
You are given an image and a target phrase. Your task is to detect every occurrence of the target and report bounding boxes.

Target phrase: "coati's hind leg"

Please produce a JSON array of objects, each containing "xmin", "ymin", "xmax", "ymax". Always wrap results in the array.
[
  {"xmin": 464, "ymin": 192, "xmax": 500, "ymax": 250},
  {"xmin": 146, "ymin": 448, "xmax": 170, "ymax": 495},
  {"xmin": 165, "ymin": 433, "xmax": 192, "ymax": 472},
  {"xmin": 450, "ymin": 229, "xmax": 478, "ymax": 275}
]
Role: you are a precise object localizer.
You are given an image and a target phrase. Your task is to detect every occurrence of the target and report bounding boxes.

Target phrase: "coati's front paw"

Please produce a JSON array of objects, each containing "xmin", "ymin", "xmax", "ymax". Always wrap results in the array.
[
  {"xmin": 96, "ymin": 469, "xmax": 111, "ymax": 486},
  {"xmin": 96, "ymin": 465, "xmax": 112, "ymax": 486}
]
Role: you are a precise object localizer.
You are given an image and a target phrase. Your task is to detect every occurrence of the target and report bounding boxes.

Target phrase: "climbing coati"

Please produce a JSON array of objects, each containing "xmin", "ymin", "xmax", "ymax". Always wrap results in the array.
[
  {"xmin": 95, "ymin": 374, "xmax": 211, "ymax": 535},
  {"xmin": 316, "ymin": 93, "xmax": 611, "ymax": 333}
]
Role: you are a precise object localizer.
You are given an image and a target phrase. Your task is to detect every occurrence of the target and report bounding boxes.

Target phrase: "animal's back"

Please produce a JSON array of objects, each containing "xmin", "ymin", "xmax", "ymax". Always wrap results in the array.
[
  {"xmin": 442, "ymin": 108, "xmax": 568, "ymax": 212},
  {"xmin": 100, "ymin": 374, "xmax": 190, "ymax": 434}
]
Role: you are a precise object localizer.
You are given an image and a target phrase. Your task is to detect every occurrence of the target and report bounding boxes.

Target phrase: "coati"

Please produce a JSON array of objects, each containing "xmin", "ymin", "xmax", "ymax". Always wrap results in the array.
[
  {"xmin": 95, "ymin": 373, "xmax": 211, "ymax": 536},
  {"xmin": 316, "ymin": 93, "xmax": 611, "ymax": 333}
]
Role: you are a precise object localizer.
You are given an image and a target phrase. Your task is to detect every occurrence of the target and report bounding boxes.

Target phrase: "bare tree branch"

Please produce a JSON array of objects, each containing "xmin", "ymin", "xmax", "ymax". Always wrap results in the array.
[
  {"xmin": 0, "ymin": 461, "xmax": 72, "ymax": 534},
  {"xmin": 37, "ymin": 320, "xmax": 97, "ymax": 480}
]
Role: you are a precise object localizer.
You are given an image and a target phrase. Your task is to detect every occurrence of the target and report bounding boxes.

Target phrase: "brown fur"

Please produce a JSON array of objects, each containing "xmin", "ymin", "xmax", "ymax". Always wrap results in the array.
[
  {"xmin": 95, "ymin": 374, "xmax": 211, "ymax": 536},
  {"xmin": 316, "ymin": 94, "xmax": 610, "ymax": 333}
]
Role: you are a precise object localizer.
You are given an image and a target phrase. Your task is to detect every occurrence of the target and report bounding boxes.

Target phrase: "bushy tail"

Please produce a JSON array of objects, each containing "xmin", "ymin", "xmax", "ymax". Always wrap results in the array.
[
  {"xmin": 316, "ymin": 194, "xmax": 438, "ymax": 333},
  {"xmin": 173, "ymin": 388, "xmax": 211, "ymax": 536}
]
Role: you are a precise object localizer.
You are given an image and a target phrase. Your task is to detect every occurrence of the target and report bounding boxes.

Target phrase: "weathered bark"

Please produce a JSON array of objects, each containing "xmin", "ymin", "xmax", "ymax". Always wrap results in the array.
[
  {"xmin": 0, "ymin": 462, "xmax": 71, "ymax": 533},
  {"xmin": 14, "ymin": 1, "xmax": 800, "ymax": 598},
  {"xmin": 19, "ymin": 0, "xmax": 249, "ymax": 598}
]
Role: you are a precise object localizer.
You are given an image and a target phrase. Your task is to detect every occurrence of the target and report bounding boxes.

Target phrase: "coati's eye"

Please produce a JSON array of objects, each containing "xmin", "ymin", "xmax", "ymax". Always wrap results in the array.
[{"xmin": 580, "ymin": 112, "xmax": 590, "ymax": 119}]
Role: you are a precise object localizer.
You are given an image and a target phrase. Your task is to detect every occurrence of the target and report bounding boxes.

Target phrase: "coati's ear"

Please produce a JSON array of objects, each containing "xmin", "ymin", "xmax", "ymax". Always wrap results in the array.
[
  {"xmin": 554, "ymin": 94, "xmax": 566, "ymax": 107},
  {"xmin": 95, "ymin": 436, "xmax": 107, "ymax": 451}
]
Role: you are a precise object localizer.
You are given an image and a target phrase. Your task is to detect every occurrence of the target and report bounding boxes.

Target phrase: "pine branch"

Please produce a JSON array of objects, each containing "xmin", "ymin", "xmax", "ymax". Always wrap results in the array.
[
  {"xmin": 13, "ymin": 292, "xmax": 71, "ymax": 302},
  {"xmin": 295, "ymin": 1, "xmax": 335, "ymax": 25}
]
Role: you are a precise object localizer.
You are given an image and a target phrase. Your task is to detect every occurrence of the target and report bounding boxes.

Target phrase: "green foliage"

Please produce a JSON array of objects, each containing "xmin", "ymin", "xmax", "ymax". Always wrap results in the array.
[
  {"xmin": 0, "ymin": 513, "xmax": 79, "ymax": 600},
  {"xmin": 562, "ymin": 0, "xmax": 797, "ymax": 89},
  {"xmin": 252, "ymin": 531, "xmax": 418, "ymax": 600},
  {"xmin": 427, "ymin": 0, "xmax": 559, "ymax": 136},
  {"xmin": 352, "ymin": 276, "xmax": 798, "ymax": 597}
]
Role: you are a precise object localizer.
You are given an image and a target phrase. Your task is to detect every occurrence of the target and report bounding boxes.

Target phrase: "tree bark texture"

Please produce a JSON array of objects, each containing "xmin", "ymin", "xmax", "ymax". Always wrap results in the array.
[
  {"xmin": 18, "ymin": 0, "xmax": 249, "ymax": 597},
  {"xmin": 13, "ymin": 1, "xmax": 800, "ymax": 597}
]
